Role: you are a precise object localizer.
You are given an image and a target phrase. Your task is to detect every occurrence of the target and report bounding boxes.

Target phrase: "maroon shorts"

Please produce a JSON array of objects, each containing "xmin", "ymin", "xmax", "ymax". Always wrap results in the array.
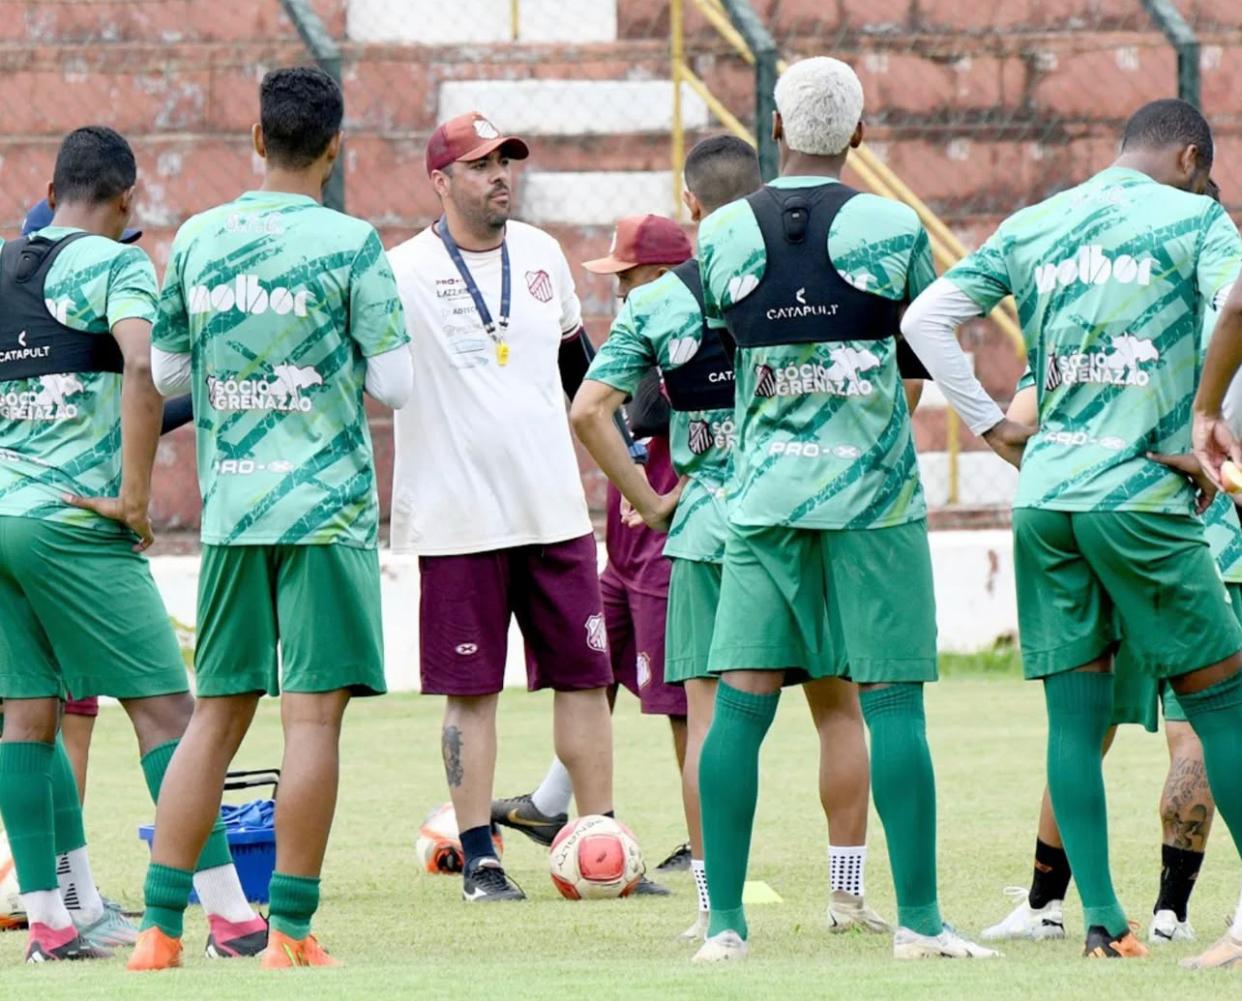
[
  {"xmin": 64, "ymin": 696, "xmax": 99, "ymax": 717},
  {"xmin": 600, "ymin": 566, "xmax": 686, "ymax": 717},
  {"xmin": 419, "ymin": 533, "xmax": 613, "ymax": 696}
]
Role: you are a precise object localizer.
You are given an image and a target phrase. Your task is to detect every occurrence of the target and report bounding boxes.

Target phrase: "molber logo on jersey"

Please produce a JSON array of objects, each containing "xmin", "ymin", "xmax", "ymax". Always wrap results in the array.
[
  {"xmin": 1034, "ymin": 246, "xmax": 1154, "ymax": 294},
  {"xmin": 189, "ymin": 275, "xmax": 311, "ymax": 317}
]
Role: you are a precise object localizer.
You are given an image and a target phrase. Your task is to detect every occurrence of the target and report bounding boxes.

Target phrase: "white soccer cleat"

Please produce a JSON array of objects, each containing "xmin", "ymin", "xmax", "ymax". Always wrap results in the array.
[
  {"xmin": 692, "ymin": 930, "xmax": 748, "ymax": 963},
  {"xmin": 1180, "ymin": 931, "xmax": 1242, "ymax": 970},
  {"xmin": 894, "ymin": 924, "xmax": 1001, "ymax": 959},
  {"xmin": 827, "ymin": 890, "xmax": 892, "ymax": 934},
  {"xmin": 981, "ymin": 886, "xmax": 1065, "ymax": 941},
  {"xmin": 678, "ymin": 912, "xmax": 709, "ymax": 944},
  {"xmin": 1148, "ymin": 909, "xmax": 1194, "ymax": 944}
]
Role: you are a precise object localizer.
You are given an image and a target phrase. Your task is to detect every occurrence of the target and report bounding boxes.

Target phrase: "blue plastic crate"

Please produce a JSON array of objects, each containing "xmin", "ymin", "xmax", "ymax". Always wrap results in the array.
[{"xmin": 138, "ymin": 769, "xmax": 278, "ymax": 904}]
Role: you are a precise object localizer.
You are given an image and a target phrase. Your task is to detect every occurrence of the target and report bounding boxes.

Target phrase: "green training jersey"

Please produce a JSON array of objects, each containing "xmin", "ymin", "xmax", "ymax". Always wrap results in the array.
[
  {"xmin": 154, "ymin": 191, "xmax": 408, "ymax": 548},
  {"xmin": 586, "ymin": 269, "xmax": 733, "ymax": 563},
  {"xmin": 698, "ymin": 177, "xmax": 935, "ymax": 530},
  {"xmin": 948, "ymin": 166, "xmax": 1242, "ymax": 515},
  {"xmin": 0, "ymin": 227, "xmax": 158, "ymax": 537},
  {"xmin": 1199, "ymin": 295, "xmax": 1242, "ymax": 582}
]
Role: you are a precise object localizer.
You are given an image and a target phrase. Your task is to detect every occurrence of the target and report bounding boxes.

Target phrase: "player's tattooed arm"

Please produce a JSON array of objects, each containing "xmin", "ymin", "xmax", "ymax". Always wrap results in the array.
[{"xmin": 442, "ymin": 726, "xmax": 465, "ymax": 788}]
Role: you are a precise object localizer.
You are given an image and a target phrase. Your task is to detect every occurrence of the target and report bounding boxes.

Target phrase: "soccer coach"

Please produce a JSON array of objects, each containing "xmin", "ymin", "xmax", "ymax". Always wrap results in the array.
[{"xmin": 387, "ymin": 112, "xmax": 616, "ymax": 902}]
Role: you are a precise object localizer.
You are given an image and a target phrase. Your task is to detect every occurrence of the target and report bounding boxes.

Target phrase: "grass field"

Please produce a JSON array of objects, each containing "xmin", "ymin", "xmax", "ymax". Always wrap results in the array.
[{"xmin": 4, "ymin": 660, "xmax": 1242, "ymax": 1000}]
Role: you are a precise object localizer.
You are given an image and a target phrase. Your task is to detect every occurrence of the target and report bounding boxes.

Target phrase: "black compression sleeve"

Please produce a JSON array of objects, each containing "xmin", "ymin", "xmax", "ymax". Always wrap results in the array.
[{"xmin": 558, "ymin": 327, "xmax": 594, "ymax": 399}]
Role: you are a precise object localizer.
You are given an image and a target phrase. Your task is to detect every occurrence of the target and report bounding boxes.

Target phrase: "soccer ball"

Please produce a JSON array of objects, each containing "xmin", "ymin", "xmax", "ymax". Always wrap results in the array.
[
  {"xmin": 414, "ymin": 802, "xmax": 503, "ymax": 875},
  {"xmin": 0, "ymin": 830, "xmax": 26, "ymax": 931},
  {"xmin": 548, "ymin": 815, "xmax": 644, "ymax": 900}
]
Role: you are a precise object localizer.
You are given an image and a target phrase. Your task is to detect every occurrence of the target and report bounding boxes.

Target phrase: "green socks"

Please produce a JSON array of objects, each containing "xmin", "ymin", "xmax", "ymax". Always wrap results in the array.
[
  {"xmin": 1043, "ymin": 671, "xmax": 1127, "ymax": 934},
  {"xmin": 141, "ymin": 863, "xmax": 194, "ymax": 937},
  {"xmin": 860, "ymin": 684, "xmax": 942, "ymax": 937},
  {"xmin": 1180, "ymin": 672, "xmax": 1242, "ymax": 860},
  {"xmin": 0, "ymin": 742, "xmax": 58, "ymax": 892},
  {"xmin": 268, "ymin": 873, "xmax": 320, "ymax": 940},
  {"xmin": 51, "ymin": 734, "xmax": 86, "ymax": 855},
  {"xmin": 699, "ymin": 681, "xmax": 779, "ymax": 940},
  {"xmin": 140, "ymin": 739, "xmax": 233, "ymax": 871}
]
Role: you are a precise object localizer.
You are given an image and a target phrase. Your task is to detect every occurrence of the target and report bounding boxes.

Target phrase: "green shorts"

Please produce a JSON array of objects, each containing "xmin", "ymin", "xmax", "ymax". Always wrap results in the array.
[
  {"xmin": 1111, "ymin": 581, "xmax": 1242, "ymax": 728},
  {"xmin": 708, "ymin": 520, "xmax": 938, "ymax": 684},
  {"xmin": 665, "ymin": 558, "xmax": 722, "ymax": 684},
  {"xmin": 0, "ymin": 516, "xmax": 188, "ymax": 700},
  {"xmin": 1013, "ymin": 509, "xmax": 1242, "ymax": 680},
  {"xmin": 196, "ymin": 543, "xmax": 385, "ymax": 698}
]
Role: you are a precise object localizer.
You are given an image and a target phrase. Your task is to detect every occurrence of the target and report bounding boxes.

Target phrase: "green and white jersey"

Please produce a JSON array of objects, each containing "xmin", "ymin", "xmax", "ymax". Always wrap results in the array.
[
  {"xmin": 0, "ymin": 227, "xmax": 158, "ymax": 536},
  {"xmin": 948, "ymin": 166, "xmax": 1242, "ymax": 515},
  {"xmin": 1199, "ymin": 295, "xmax": 1242, "ymax": 582},
  {"xmin": 154, "ymin": 191, "xmax": 408, "ymax": 548},
  {"xmin": 698, "ymin": 177, "xmax": 935, "ymax": 530},
  {"xmin": 585, "ymin": 270, "xmax": 733, "ymax": 563}
]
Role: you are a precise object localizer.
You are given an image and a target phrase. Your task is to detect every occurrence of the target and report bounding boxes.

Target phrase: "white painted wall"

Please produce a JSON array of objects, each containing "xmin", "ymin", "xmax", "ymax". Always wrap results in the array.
[
  {"xmin": 438, "ymin": 80, "xmax": 708, "ymax": 137},
  {"xmin": 520, "ymin": 170, "xmax": 678, "ymax": 225},
  {"xmin": 347, "ymin": 0, "xmax": 617, "ymax": 44},
  {"xmin": 151, "ymin": 530, "xmax": 1019, "ymax": 694}
]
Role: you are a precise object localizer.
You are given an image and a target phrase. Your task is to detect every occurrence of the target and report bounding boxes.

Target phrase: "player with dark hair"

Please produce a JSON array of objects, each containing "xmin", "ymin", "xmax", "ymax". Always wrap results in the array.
[
  {"xmin": 129, "ymin": 65, "xmax": 413, "ymax": 971},
  {"xmin": 0, "ymin": 126, "xmax": 262, "ymax": 964},
  {"xmin": 905, "ymin": 97, "xmax": 1242, "ymax": 961}
]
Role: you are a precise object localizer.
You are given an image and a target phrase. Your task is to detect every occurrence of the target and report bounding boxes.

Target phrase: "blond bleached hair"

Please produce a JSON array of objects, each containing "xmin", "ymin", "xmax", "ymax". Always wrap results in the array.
[{"xmin": 774, "ymin": 57, "xmax": 864, "ymax": 157}]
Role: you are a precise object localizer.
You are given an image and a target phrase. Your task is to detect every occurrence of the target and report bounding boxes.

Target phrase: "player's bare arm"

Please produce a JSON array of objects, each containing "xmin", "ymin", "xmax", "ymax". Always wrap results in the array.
[
  {"xmin": 570, "ymin": 379, "xmax": 679, "ymax": 532},
  {"xmin": 64, "ymin": 317, "xmax": 160, "ymax": 551},
  {"xmin": 1194, "ymin": 278, "xmax": 1242, "ymax": 481}
]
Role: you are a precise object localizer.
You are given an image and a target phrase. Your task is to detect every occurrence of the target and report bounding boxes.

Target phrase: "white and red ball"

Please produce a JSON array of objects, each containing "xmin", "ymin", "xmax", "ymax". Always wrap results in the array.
[
  {"xmin": 415, "ymin": 802, "xmax": 503, "ymax": 875},
  {"xmin": 548, "ymin": 815, "xmax": 644, "ymax": 900}
]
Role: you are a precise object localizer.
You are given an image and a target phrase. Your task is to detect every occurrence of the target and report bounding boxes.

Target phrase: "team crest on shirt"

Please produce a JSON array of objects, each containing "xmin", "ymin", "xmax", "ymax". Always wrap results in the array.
[
  {"xmin": 206, "ymin": 363, "xmax": 324, "ymax": 413},
  {"xmin": 753, "ymin": 346, "xmax": 880, "ymax": 399},
  {"xmin": 1044, "ymin": 333, "xmax": 1160, "ymax": 390},
  {"xmin": 526, "ymin": 270, "xmax": 554, "ymax": 303},
  {"xmin": 585, "ymin": 613, "xmax": 608, "ymax": 653}
]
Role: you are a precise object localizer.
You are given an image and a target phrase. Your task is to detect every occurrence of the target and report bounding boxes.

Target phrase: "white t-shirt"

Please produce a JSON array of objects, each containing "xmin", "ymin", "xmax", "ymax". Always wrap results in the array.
[{"xmin": 388, "ymin": 220, "xmax": 592, "ymax": 556}]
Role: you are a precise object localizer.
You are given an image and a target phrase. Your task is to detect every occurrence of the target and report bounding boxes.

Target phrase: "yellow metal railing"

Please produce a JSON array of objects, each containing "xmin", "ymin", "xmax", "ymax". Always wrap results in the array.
[{"xmin": 671, "ymin": 0, "xmax": 1025, "ymax": 503}]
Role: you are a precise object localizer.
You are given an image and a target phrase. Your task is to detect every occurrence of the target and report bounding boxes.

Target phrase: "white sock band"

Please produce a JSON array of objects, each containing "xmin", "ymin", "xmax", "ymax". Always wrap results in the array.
[
  {"xmin": 21, "ymin": 889, "xmax": 73, "ymax": 930},
  {"xmin": 57, "ymin": 848, "xmax": 104, "ymax": 924},
  {"xmin": 691, "ymin": 858, "xmax": 710, "ymax": 914},
  {"xmin": 193, "ymin": 864, "xmax": 257, "ymax": 924},
  {"xmin": 531, "ymin": 758, "xmax": 574, "ymax": 817},
  {"xmin": 830, "ymin": 844, "xmax": 866, "ymax": 898},
  {"xmin": 1231, "ymin": 881, "xmax": 1242, "ymax": 938}
]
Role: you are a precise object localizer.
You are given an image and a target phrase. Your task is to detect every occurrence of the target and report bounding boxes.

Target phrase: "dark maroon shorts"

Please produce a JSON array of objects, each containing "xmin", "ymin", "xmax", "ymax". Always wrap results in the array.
[
  {"xmin": 600, "ymin": 566, "xmax": 686, "ymax": 717},
  {"xmin": 64, "ymin": 696, "xmax": 99, "ymax": 717},
  {"xmin": 419, "ymin": 533, "xmax": 613, "ymax": 696}
]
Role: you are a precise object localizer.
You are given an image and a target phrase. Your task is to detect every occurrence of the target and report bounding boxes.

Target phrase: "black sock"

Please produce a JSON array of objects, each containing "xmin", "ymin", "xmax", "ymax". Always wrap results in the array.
[
  {"xmin": 1154, "ymin": 845, "xmax": 1203, "ymax": 922},
  {"xmin": 1029, "ymin": 838, "xmax": 1072, "ymax": 908},
  {"xmin": 460, "ymin": 825, "xmax": 497, "ymax": 873},
  {"xmin": 603, "ymin": 810, "xmax": 615, "ymax": 819}
]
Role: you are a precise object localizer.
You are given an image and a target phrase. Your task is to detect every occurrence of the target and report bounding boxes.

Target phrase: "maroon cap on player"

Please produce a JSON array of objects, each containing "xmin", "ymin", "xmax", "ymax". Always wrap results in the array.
[
  {"xmin": 425, "ymin": 111, "xmax": 530, "ymax": 176},
  {"xmin": 582, "ymin": 215, "xmax": 693, "ymax": 275}
]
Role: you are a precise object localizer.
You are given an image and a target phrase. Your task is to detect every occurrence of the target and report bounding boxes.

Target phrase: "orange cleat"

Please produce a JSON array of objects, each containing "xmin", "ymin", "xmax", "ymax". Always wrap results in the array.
[
  {"xmin": 126, "ymin": 926, "xmax": 184, "ymax": 971},
  {"xmin": 259, "ymin": 930, "xmax": 341, "ymax": 969},
  {"xmin": 1084, "ymin": 925, "xmax": 1149, "ymax": 959}
]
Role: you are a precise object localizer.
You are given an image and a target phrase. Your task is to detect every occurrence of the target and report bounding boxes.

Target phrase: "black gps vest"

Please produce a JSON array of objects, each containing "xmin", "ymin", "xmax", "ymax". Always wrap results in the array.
[
  {"xmin": 0, "ymin": 233, "xmax": 123, "ymax": 380},
  {"xmin": 722, "ymin": 183, "xmax": 903, "ymax": 348},
  {"xmin": 662, "ymin": 259, "xmax": 736, "ymax": 412}
]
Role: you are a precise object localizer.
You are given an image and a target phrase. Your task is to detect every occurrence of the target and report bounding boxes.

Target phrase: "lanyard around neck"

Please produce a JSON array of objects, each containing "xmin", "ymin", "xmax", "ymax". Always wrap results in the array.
[{"xmin": 436, "ymin": 216, "xmax": 510, "ymax": 341}]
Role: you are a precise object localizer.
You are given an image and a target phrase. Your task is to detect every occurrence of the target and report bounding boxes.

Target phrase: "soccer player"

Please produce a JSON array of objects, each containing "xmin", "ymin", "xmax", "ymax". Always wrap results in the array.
[
  {"xmin": 129, "ymin": 66, "xmax": 412, "ymax": 970},
  {"xmin": 0, "ymin": 126, "xmax": 262, "ymax": 963},
  {"xmin": 904, "ymin": 98, "xmax": 1242, "ymax": 961},
  {"xmin": 984, "ymin": 364, "xmax": 1227, "ymax": 944},
  {"xmin": 387, "ymin": 111, "xmax": 617, "ymax": 903},
  {"xmin": 571, "ymin": 145, "xmax": 894, "ymax": 942},
  {"xmin": 685, "ymin": 58, "xmax": 1018, "ymax": 963}
]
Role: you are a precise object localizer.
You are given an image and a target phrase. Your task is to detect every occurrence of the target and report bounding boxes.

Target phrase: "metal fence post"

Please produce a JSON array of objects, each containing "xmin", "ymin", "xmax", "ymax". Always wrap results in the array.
[
  {"xmin": 1141, "ymin": 0, "xmax": 1201, "ymax": 108},
  {"xmin": 718, "ymin": 0, "xmax": 780, "ymax": 180},
  {"xmin": 280, "ymin": 0, "xmax": 346, "ymax": 212}
]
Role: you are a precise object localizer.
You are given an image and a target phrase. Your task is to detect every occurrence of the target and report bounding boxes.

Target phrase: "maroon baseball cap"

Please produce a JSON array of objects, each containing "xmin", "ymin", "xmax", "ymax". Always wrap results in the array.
[
  {"xmin": 582, "ymin": 215, "xmax": 693, "ymax": 274},
  {"xmin": 425, "ymin": 111, "xmax": 530, "ymax": 176}
]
